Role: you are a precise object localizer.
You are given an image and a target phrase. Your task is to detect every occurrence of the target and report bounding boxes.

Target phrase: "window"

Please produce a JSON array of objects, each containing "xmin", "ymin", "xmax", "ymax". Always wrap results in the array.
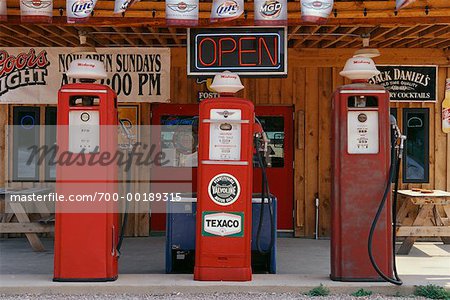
[
  {"xmin": 254, "ymin": 116, "xmax": 285, "ymax": 168},
  {"xmin": 45, "ymin": 107, "xmax": 57, "ymax": 181},
  {"xmin": 13, "ymin": 107, "xmax": 40, "ymax": 181},
  {"xmin": 402, "ymin": 108, "xmax": 429, "ymax": 183},
  {"xmin": 160, "ymin": 115, "xmax": 199, "ymax": 167}
]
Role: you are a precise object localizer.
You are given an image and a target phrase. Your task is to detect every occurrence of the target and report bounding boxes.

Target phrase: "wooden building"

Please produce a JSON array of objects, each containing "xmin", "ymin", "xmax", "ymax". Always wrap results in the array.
[{"xmin": 0, "ymin": 0, "xmax": 449, "ymax": 238}]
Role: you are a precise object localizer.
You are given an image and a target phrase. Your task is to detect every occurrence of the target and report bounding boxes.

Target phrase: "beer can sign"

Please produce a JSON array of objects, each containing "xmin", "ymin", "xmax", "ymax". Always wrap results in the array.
[
  {"xmin": 114, "ymin": 0, "xmax": 140, "ymax": 14},
  {"xmin": 202, "ymin": 212, "xmax": 244, "ymax": 237},
  {"xmin": 396, "ymin": 0, "xmax": 417, "ymax": 10},
  {"xmin": 67, "ymin": 0, "xmax": 97, "ymax": 23},
  {"xmin": 254, "ymin": 0, "xmax": 287, "ymax": 25},
  {"xmin": 210, "ymin": 0, "xmax": 243, "ymax": 23},
  {"xmin": 301, "ymin": 0, "xmax": 334, "ymax": 24},
  {"xmin": 20, "ymin": 0, "xmax": 53, "ymax": 23},
  {"xmin": 166, "ymin": 0, "xmax": 199, "ymax": 26},
  {"xmin": 0, "ymin": 0, "xmax": 7, "ymax": 21},
  {"xmin": 208, "ymin": 173, "xmax": 241, "ymax": 206}
]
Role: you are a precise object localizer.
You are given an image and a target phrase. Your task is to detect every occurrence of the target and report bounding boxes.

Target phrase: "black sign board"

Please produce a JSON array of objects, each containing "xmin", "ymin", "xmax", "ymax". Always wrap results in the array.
[
  {"xmin": 188, "ymin": 27, "xmax": 287, "ymax": 77},
  {"xmin": 369, "ymin": 65, "xmax": 437, "ymax": 102}
]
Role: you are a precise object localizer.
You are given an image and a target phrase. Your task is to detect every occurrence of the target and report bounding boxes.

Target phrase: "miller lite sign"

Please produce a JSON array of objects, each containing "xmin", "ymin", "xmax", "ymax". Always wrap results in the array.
[
  {"xmin": 67, "ymin": 0, "xmax": 98, "ymax": 23},
  {"xmin": 254, "ymin": 0, "xmax": 287, "ymax": 25},
  {"xmin": 210, "ymin": 0, "xmax": 243, "ymax": 23},
  {"xmin": 166, "ymin": 0, "xmax": 199, "ymax": 26},
  {"xmin": 0, "ymin": 0, "xmax": 7, "ymax": 22},
  {"xmin": 114, "ymin": 0, "xmax": 140, "ymax": 14},
  {"xmin": 301, "ymin": 0, "xmax": 334, "ymax": 24},
  {"xmin": 20, "ymin": 0, "xmax": 53, "ymax": 23}
]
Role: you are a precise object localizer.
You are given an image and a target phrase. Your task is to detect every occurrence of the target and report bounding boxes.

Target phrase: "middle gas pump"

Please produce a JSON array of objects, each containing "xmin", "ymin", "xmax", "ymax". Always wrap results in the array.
[{"xmin": 195, "ymin": 72, "xmax": 259, "ymax": 281}]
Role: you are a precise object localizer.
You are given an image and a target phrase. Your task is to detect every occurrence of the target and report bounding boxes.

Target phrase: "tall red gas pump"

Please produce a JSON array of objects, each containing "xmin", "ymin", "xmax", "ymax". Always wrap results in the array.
[
  {"xmin": 330, "ymin": 54, "xmax": 404, "ymax": 285},
  {"xmin": 194, "ymin": 72, "xmax": 254, "ymax": 281},
  {"xmin": 54, "ymin": 59, "xmax": 119, "ymax": 282}
]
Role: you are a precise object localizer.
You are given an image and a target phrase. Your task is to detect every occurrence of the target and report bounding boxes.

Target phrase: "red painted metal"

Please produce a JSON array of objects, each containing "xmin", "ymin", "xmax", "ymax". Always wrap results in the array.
[
  {"xmin": 150, "ymin": 104, "xmax": 294, "ymax": 232},
  {"xmin": 54, "ymin": 83, "xmax": 119, "ymax": 281},
  {"xmin": 194, "ymin": 96, "xmax": 254, "ymax": 281},
  {"xmin": 330, "ymin": 83, "xmax": 393, "ymax": 281}
]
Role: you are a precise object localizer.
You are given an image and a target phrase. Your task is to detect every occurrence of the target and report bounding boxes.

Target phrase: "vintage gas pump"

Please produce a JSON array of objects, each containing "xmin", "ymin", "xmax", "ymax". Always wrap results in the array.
[
  {"xmin": 194, "ymin": 72, "xmax": 255, "ymax": 281},
  {"xmin": 54, "ymin": 59, "xmax": 119, "ymax": 281},
  {"xmin": 330, "ymin": 54, "xmax": 404, "ymax": 285}
]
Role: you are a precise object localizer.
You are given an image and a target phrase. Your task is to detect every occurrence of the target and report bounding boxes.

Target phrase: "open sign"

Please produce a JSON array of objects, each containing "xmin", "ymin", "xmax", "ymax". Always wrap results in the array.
[{"xmin": 188, "ymin": 27, "xmax": 287, "ymax": 77}]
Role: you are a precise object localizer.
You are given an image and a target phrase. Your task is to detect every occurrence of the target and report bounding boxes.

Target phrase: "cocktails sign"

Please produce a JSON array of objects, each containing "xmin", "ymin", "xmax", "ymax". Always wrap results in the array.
[{"xmin": 369, "ymin": 65, "xmax": 437, "ymax": 102}]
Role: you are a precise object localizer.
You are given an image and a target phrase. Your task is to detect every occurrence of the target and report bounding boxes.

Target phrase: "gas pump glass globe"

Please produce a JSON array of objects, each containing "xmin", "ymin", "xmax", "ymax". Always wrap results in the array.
[{"xmin": 210, "ymin": 71, "xmax": 244, "ymax": 94}]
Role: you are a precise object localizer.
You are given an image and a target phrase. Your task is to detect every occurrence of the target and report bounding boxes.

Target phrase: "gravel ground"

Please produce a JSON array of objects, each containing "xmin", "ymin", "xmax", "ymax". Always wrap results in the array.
[{"xmin": 0, "ymin": 293, "xmax": 428, "ymax": 300}]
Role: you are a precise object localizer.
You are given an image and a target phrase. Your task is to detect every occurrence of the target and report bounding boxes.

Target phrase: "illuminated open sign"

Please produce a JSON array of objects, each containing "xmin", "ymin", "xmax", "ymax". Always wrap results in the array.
[{"xmin": 188, "ymin": 27, "xmax": 287, "ymax": 77}]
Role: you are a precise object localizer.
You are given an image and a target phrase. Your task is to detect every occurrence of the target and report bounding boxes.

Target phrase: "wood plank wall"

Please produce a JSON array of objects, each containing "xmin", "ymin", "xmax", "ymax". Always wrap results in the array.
[{"xmin": 0, "ymin": 48, "xmax": 449, "ymax": 237}]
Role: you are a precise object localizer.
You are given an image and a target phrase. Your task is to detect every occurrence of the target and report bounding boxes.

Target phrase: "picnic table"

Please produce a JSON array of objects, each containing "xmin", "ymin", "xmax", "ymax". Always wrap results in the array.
[
  {"xmin": 0, "ymin": 187, "xmax": 54, "ymax": 251},
  {"xmin": 396, "ymin": 189, "xmax": 450, "ymax": 255}
]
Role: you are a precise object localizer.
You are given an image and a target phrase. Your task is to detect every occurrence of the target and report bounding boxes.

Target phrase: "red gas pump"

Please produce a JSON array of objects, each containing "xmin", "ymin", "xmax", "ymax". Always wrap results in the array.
[
  {"xmin": 54, "ymin": 59, "xmax": 119, "ymax": 281},
  {"xmin": 194, "ymin": 72, "xmax": 254, "ymax": 281},
  {"xmin": 330, "ymin": 55, "xmax": 403, "ymax": 285}
]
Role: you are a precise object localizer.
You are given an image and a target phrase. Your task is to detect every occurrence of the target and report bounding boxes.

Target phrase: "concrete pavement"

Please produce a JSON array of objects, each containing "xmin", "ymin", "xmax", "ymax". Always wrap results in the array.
[{"xmin": 0, "ymin": 237, "xmax": 449, "ymax": 295}]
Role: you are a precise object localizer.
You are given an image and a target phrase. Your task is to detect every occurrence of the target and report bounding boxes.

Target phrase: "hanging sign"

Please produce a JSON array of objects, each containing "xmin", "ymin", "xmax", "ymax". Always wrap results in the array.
[
  {"xmin": 210, "ymin": 0, "xmax": 244, "ymax": 23},
  {"xmin": 67, "ymin": 0, "xmax": 97, "ymax": 23},
  {"xmin": 254, "ymin": 0, "xmax": 287, "ymax": 26},
  {"xmin": 188, "ymin": 27, "xmax": 287, "ymax": 77},
  {"xmin": 368, "ymin": 65, "xmax": 437, "ymax": 102},
  {"xmin": 0, "ymin": 1, "xmax": 7, "ymax": 21},
  {"xmin": 396, "ymin": 0, "xmax": 417, "ymax": 10},
  {"xmin": 114, "ymin": 0, "xmax": 140, "ymax": 14},
  {"xmin": 166, "ymin": 0, "xmax": 199, "ymax": 26},
  {"xmin": 0, "ymin": 48, "xmax": 171, "ymax": 104},
  {"xmin": 20, "ymin": 0, "xmax": 53, "ymax": 23},
  {"xmin": 301, "ymin": 0, "xmax": 333, "ymax": 24}
]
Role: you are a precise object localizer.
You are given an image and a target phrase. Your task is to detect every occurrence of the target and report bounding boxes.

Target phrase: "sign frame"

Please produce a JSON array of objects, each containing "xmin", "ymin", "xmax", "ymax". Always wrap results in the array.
[
  {"xmin": 369, "ymin": 65, "xmax": 438, "ymax": 102},
  {"xmin": 187, "ymin": 26, "xmax": 288, "ymax": 77}
]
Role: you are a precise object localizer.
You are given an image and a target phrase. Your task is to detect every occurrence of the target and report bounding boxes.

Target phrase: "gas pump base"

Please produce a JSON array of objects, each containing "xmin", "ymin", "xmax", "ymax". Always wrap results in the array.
[{"xmin": 166, "ymin": 194, "xmax": 277, "ymax": 275}]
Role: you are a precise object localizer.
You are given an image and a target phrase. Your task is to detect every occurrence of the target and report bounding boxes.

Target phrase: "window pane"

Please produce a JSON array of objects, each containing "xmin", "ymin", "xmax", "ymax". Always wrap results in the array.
[
  {"xmin": 402, "ymin": 109, "xmax": 429, "ymax": 183},
  {"xmin": 45, "ymin": 107, "xmax": 57, "ymax": 181},
  {"xmin": 13, "ymin": 107, "xmax": 40, "ymax": 181},
  {"xmin": 254, "ymin": 116, "xmax": 285, "ymax": 168},
  {"xmin": 160, "ymin": 116, "xmax": 198, "ymax": 167}
]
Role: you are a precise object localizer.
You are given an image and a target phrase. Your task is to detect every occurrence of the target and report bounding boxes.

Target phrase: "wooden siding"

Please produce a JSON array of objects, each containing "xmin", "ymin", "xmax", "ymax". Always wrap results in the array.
[{"xmin": 1, "ymin": 48, "xmax": 449, "ymax": 237}]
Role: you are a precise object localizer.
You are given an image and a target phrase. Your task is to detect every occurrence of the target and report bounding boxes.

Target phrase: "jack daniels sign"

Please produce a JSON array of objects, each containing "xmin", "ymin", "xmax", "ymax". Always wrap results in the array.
[{"xmin": 369, "ymin": 65, "xmax": 438, "ymax": 102}]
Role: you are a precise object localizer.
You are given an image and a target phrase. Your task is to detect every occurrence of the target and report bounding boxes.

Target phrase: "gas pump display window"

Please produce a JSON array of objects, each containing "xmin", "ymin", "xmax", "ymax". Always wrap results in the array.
[
  {"xmin": 160, "ymin": 116, "xmax": 198, "ymax": 167},
  {"xmin": 254, "ymin": 116, "xmax": 285, "ymax": 168},
  {"xmin": 402, "ymin": 108, "xmax": 429, "ymax": 183}
]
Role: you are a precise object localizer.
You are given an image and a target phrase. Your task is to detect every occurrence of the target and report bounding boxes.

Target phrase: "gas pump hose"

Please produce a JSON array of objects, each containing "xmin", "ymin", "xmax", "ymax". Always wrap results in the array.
[
  {"xmin": 116, "ymin": 164, "xmax": 130, "ymax": 257},
  {"xmin": 367, "ymin": 136, "xmax": 403, "ymax": 286},
  {"xmin": 254, "ymin": 136, "xmax": 275, "ymax": 255}
]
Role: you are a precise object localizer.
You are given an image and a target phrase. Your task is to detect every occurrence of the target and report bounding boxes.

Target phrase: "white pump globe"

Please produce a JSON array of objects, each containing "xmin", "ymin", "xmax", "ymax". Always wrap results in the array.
[
  {"xmin": 339, "ymin": 56, "xmax": 380, "ymax": 81},
  {"xmin": 66, "ymin": 59, "xmax": 107, "ymax": 81},
  {"xmin": 210, "ymin": 71, "xmax": 244, "ymax": 94}
]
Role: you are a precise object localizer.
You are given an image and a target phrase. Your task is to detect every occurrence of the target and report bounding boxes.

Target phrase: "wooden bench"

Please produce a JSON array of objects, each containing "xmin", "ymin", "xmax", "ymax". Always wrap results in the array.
[
  {"xmin": 0, "ymin": 187, "xmax": 54, "ymax": 251},
  {"xmin": 396, "ymin": 189, "xmax": 450, "ymax": 255}
]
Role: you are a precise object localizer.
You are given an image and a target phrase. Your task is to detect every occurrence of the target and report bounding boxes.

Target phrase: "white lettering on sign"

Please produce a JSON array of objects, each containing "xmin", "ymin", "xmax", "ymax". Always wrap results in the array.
[
  {"xmin": 202, "ymin": 212, "xmax": 243, "ymax": 237},
  {"xmin": 208, "ymin": 173, "xmax": 241, "ymax": 206}
]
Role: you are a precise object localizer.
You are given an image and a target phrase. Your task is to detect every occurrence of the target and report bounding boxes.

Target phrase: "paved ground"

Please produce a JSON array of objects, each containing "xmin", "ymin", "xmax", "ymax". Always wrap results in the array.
[
  {"xmin": 0, "ymin": 237, "xmax": 449, "ymax": 296},
  {"xmin": 0, "ymin": 293, "xmax": 430, "ymax": 300}
]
